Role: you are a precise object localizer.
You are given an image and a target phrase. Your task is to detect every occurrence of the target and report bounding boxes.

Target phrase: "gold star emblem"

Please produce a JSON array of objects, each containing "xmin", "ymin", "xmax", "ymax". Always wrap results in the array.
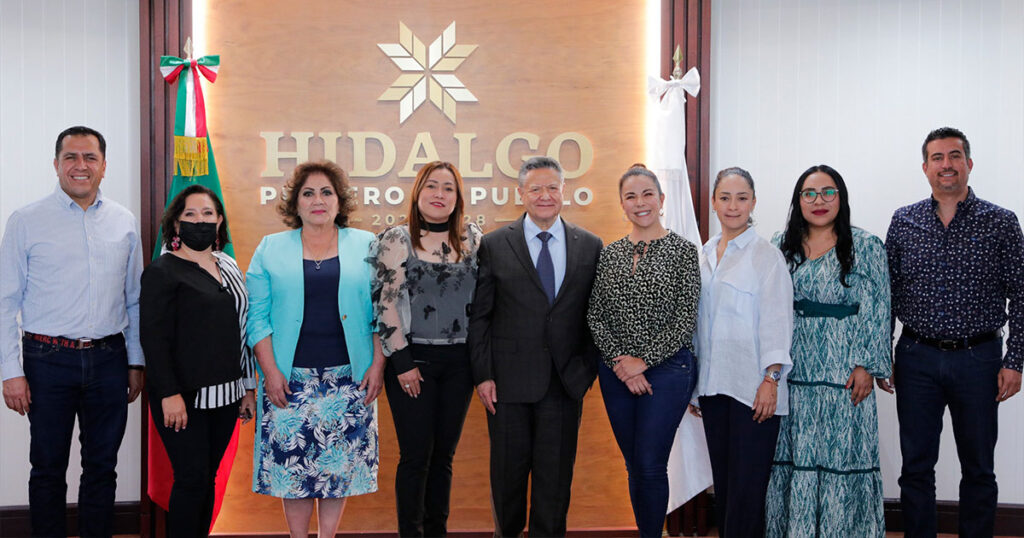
[{"xmin": 378, "ymin": 22, "xmax": 478, "ymax": 123}]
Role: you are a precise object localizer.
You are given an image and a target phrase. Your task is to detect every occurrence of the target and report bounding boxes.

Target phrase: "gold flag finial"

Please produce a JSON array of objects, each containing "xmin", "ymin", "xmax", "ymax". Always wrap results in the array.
[
  {"xmin": 671, "ymin": 45, "xmax": 683, "ymax": 79},
  {"xmin": 183, "ymin": 37, "xmax": 193, "ymax": 60}
]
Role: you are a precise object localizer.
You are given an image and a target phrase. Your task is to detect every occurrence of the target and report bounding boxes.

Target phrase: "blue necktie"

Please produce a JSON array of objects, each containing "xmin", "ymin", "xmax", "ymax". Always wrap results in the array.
[{"xmin": 536, "ymin": 231, "xmax": 556, "ymax": 304}]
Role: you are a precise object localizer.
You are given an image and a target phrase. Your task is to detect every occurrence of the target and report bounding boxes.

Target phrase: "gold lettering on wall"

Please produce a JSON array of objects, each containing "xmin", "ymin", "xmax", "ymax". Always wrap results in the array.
[
  {"xmin": 495, "ymin": 132, "xmax": 540, "ymax": 177},
  {"xmin": 548, "ymin": 132, "xmax": 593, "ymax": 179},
  {"xmin": 259, "ymin": 131, "xmax": 314, "ymax": 177},
  {"xmin": 453, "ymin": 133, "xmax": 492, "ymax": 178},
  {"xmin": 398, "ymin": 132, "xmax": 441, "ymax": 177},
  {"xmin": 350, "ymin": 132, "xmax": 397, "ymax": 177}
]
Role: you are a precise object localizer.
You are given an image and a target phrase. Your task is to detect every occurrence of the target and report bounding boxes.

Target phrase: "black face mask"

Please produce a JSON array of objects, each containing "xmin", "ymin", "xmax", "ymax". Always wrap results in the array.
[{"xmin": 178, "ymin": 221, "xmax": 218, "ymax": 251}]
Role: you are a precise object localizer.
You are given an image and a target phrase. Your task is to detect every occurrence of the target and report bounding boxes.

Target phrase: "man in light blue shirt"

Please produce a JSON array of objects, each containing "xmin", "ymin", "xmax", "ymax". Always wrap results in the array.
[{"xmin": 0, "ymin": 126, "xmax": 144, "ymax": 537}]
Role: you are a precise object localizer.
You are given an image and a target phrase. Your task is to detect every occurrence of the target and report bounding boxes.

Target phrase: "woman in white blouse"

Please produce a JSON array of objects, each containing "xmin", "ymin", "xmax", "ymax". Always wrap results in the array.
[{"xmin": 691, "ymin": 167, "xmax": 794, "ymax": 537}]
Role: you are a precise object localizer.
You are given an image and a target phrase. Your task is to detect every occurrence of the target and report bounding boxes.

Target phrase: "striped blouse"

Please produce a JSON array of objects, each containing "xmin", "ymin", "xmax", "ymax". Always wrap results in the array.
[{"xmin": 194, "ymin": 251, "xmax": 257, "ymax": 409}]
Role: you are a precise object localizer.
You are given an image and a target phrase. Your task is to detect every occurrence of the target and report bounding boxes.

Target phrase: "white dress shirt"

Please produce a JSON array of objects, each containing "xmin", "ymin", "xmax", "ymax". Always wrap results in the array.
[
  {"xmin": 0, "ymin": 186, "xmax": 144, "ymax": 380},
  {"xmin": 694, "ymin": 226, "xmax": 794, "ymax": 414},
  {"xmin": 523, "ymin": 214, "xmax": 567, "ymax": 295}
]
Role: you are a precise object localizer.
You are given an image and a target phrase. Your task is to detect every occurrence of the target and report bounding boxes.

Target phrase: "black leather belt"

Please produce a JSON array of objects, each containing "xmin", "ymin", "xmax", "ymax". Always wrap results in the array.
[
  {"xmin": 24, "ymin": 332, "xmax": 124, "ymax": 350},
  {"xmin": 901, "ymin": 326, "xmax": 999, "ymax": 352}
]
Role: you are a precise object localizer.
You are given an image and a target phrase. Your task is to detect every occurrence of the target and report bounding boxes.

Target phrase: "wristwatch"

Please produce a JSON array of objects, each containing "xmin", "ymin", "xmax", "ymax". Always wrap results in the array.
[{"xmin": 765, "ymin": 370, "xmax": 782, "ymax": 383}]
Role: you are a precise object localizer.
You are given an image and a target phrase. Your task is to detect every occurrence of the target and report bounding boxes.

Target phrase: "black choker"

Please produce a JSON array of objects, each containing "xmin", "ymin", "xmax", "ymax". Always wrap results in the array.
[{"xmin": 422, "ymin": 220, "xmax": 449, "ymax": 232}]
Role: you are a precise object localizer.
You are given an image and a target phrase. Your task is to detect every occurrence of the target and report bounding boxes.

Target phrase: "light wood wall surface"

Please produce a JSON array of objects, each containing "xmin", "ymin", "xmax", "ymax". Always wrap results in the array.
[{"xmin": 204, "ymin": 0, "xmax": 651, "ymax": 532}]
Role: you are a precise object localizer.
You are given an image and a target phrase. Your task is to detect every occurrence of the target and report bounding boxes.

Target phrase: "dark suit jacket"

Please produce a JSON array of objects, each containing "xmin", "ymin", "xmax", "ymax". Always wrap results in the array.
[{"xmin": 469, "ymin": 214, "xmax": 603, "ymax": 403}]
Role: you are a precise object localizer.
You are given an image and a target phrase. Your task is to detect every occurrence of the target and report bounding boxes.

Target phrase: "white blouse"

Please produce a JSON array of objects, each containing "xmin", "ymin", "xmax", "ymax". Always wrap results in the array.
[{"xmin": 694, "ymin": 226, "xmax": 794, "ymax": 414}]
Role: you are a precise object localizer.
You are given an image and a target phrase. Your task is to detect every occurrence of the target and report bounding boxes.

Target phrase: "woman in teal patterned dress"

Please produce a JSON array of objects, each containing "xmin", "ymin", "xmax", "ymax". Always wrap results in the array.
[{"xmin": 765, "ymin": 164, "xmax": 891, "ymax": 537}]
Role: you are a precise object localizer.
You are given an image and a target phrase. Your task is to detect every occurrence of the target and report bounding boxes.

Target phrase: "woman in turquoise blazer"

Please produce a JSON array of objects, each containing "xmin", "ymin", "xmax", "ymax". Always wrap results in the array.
[{"xmin": 246, "ymin": 161, "xmax": 384, "ymax": 537}]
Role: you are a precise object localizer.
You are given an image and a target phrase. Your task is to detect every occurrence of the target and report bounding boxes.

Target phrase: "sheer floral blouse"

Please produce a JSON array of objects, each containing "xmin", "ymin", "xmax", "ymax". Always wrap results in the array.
[
  {"xmin": 587, "ymin": 231, "xmax": 701, "ymax": 368},
  {"xmin": 372, "ymin": 223, "xmax": 482, "ymax": 373}
]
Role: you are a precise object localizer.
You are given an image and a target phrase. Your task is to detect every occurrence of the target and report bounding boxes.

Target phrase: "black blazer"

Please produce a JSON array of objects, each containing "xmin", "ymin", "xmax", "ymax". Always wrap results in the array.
[
  {"xmin": 140, "ymin": 254, "xmax": 243, "ymax": 400},
  {"xmin": 469, "ymin": 215, "xmax": 603, "ymax": 403}
]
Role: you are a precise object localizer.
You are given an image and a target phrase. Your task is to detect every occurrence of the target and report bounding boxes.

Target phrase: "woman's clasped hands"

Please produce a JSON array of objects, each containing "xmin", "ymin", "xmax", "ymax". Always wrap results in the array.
[{"xmin": 612, "ymin": 355, "xmax": 652, "ymax": 395}]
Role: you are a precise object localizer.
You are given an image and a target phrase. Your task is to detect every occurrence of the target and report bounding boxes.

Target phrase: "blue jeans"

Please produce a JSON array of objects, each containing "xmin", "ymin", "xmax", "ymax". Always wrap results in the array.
[
  {"xmin": 599, "ymin": 347, "xmax": 696, "ymax": 538},
  {"xmin": 22, "ymin": 335, "xmax": 129, "ymax": 538},
  {"xmin": 895, "ymin": 335, "xmax": 1001, "ymax": 538}
]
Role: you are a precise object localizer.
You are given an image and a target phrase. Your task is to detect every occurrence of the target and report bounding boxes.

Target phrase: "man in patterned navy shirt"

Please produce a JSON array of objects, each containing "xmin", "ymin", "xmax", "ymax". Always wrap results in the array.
[{"xmin": 882, "ymin": 126, "xmax": 1024, "ymax": 537}]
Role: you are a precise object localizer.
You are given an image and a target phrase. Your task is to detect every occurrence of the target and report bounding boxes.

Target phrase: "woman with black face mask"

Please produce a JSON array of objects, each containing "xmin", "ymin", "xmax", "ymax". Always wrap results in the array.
[{"xmin": 140, "ymin": 184, "xmax": 256, "ymax": 537}]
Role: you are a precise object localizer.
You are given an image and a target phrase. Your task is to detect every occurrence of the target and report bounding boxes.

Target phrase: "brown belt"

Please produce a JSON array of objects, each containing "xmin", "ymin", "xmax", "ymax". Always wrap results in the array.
[{"xmin": 23, "ymin": 332, "xmax": 123, "ymax": 350}]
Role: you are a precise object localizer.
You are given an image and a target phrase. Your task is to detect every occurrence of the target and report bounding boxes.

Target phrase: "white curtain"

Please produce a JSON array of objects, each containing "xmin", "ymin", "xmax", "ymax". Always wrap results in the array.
[{"xmin": 648, "ymin": 67, "xmax": 714, "ymax": 512}]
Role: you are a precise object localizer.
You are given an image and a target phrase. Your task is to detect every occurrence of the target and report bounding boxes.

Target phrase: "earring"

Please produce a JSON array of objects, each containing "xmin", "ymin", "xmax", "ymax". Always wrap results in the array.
[
  {"xmin": 659, "ymin": 209, "xmax": 665, "ymax": 216},
  {"xmin": 171, "ymin": 235, "xmax": 181, "ymax": 250},
  {"xmin": 215, "ymin": 238, "xmax": 220, "ymax": 251}
]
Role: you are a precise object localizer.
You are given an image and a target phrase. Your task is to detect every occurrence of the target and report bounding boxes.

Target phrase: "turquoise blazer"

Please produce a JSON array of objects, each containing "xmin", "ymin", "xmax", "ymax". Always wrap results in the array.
[{"xmin": 245, "ymin": 226, "xmax": 377, "ymax": 382}]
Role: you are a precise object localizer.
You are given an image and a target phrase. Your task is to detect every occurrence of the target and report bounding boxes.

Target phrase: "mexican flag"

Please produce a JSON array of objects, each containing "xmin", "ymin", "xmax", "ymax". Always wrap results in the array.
[{"xmin": 149, "ymin": 53, "xmax": 239, "ymax": 532}]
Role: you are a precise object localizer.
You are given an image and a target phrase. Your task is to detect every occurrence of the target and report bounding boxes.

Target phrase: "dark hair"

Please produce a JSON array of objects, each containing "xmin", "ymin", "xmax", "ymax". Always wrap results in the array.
[
  {"xmin": 278, "ymin": 161, "xmax": 356, "ymax": 229},
  {"xmin": 161, "ymin": 185, "xmax": 231, "ymax": 251},
  {"xmin": 408, "ymin": 161, "xmax": 468, "ymax": 262},
  {"xmin": 922, "ymin": 127, "xmax": 970, "ymax": 161},
  {"xmin": 618, "ymin": 163, "xmax": 663, "ymax": 196},
  {"xmin": 713, "ymin": 166, "xmax": 755, "ymax": 196},
  {"xmin": 518, "ymin": 156, "xmax": 564, "ymax": 185},
  {"xmin": 55, "ymin": 126, "xmax": 106, "ymax": 159},
  {"xmin": 713, "ymin": 167, "xmax": 756, "ymax": 225},
  {"xmin": 779, "ymin": 164, "xmax": 854, "ymax": 287}
]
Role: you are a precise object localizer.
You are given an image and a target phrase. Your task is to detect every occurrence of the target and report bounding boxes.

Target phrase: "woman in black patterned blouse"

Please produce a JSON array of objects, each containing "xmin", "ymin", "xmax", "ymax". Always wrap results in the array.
[
  {"xmin": 587, "ymin": 164, "xmax": 701, "ymax": 538},
  {"xmin": 371, "ymin": 161, "xmax": 481, "ymax": 537}
]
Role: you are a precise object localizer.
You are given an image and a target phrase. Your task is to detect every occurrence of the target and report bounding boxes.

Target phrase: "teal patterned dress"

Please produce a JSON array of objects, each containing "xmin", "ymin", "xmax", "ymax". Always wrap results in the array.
[{"xmin": 765, "ymin": 228, "xmax": 891, "ymax": 537}]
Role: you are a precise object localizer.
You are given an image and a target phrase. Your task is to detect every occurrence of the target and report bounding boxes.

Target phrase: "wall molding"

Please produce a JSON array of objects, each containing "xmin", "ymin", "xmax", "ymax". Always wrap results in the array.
[
  {"xmin": 2, "ymin": 499, "xmax": 1021, "ymax": 537},
  {"xmin": 664, "ymin": 495, "xmax": 1024, "ymax": 536},
  {"xmin": 884, "ymin": 499, "xmax": 1024, "ymax": 536},
  {"xmin": 0, "ymin": 502, "xmax": 139, "ymax": 537}
]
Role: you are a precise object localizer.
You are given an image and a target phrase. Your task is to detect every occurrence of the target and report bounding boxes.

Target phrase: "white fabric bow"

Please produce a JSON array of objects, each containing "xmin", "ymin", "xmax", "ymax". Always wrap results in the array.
[{"xmin": 648, "ymin": 66, "xmax": 701, "ymax": 101}]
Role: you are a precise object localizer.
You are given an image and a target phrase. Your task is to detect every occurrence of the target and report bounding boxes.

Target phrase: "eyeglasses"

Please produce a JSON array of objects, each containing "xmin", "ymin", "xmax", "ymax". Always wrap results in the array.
[{"xmin": 799, "ymin": 187, "xmax": 838, "ymax": 203}]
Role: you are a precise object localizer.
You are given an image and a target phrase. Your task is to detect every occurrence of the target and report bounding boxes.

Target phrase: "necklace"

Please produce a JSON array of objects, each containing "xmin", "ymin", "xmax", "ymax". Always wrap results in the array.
[
  {"xmin": 305, "ymin": 229, "xmax": 337, "ymax": 270},
  {"xmin": 423, "ymin": 220, "xmax": 449, "ymax": 232},
  {"xmin": 803, "ymin": 239, "xmax": 836, "ymax": 260}
]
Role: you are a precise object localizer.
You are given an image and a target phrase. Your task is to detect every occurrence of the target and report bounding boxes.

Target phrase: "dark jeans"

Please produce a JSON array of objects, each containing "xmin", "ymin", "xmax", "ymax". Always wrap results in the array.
[
  {"xmin": 22, "ymin": 335, "xmax": 128, "ymax": 538},
  {"xmin": 895, "ymin": 335, "xmax": 1001, "ymax": 538},
  {"xmin": 599, "ymin": 347, "xmax": 696, "ymax": 538},
  {"xmin": 150, "ymin": 393, "xmax": 238, "ymax": 538},
  {"xmin": 699, "ymin": 394, "xmax": 780, "ymax": 538},
  {"xmin": 384, "ymin": 344, "xmax": 473, "ymax": 537},
  {"xmin": 487, "ymin": 366, "xmax": 583, "ymax": 538}
]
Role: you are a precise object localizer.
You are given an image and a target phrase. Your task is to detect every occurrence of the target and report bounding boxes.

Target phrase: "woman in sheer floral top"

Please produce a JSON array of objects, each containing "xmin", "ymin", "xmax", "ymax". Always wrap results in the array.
[{"xmin": 371, "ymin": 161, "xmax": 481, "ymax": 537}]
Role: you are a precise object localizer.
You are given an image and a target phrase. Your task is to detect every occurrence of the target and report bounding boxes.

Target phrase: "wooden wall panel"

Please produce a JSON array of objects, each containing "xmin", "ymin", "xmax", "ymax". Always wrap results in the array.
[
  {"xmin": 202, "ymin": 0, "xmax": 648, "ymax": 533},
  {"xmin": 202, "ymin": 0, "xmax": 646, "ymax": 267},
  {"xmin": 213, "ymin": 392, "xmax": 631, "ymax": 533}
]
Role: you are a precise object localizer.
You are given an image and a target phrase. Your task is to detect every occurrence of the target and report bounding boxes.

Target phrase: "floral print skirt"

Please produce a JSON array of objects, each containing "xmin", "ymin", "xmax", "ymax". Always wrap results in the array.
[{"xmin": 254, "ymin": 365, "xmax": 378, "ymax": 498}]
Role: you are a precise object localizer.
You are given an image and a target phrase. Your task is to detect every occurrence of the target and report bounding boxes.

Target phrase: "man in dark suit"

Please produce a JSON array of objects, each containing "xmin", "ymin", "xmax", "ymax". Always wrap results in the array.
[{"xmin": 469, "ymin": 156, "xmax": 603, "ymax": 538}]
